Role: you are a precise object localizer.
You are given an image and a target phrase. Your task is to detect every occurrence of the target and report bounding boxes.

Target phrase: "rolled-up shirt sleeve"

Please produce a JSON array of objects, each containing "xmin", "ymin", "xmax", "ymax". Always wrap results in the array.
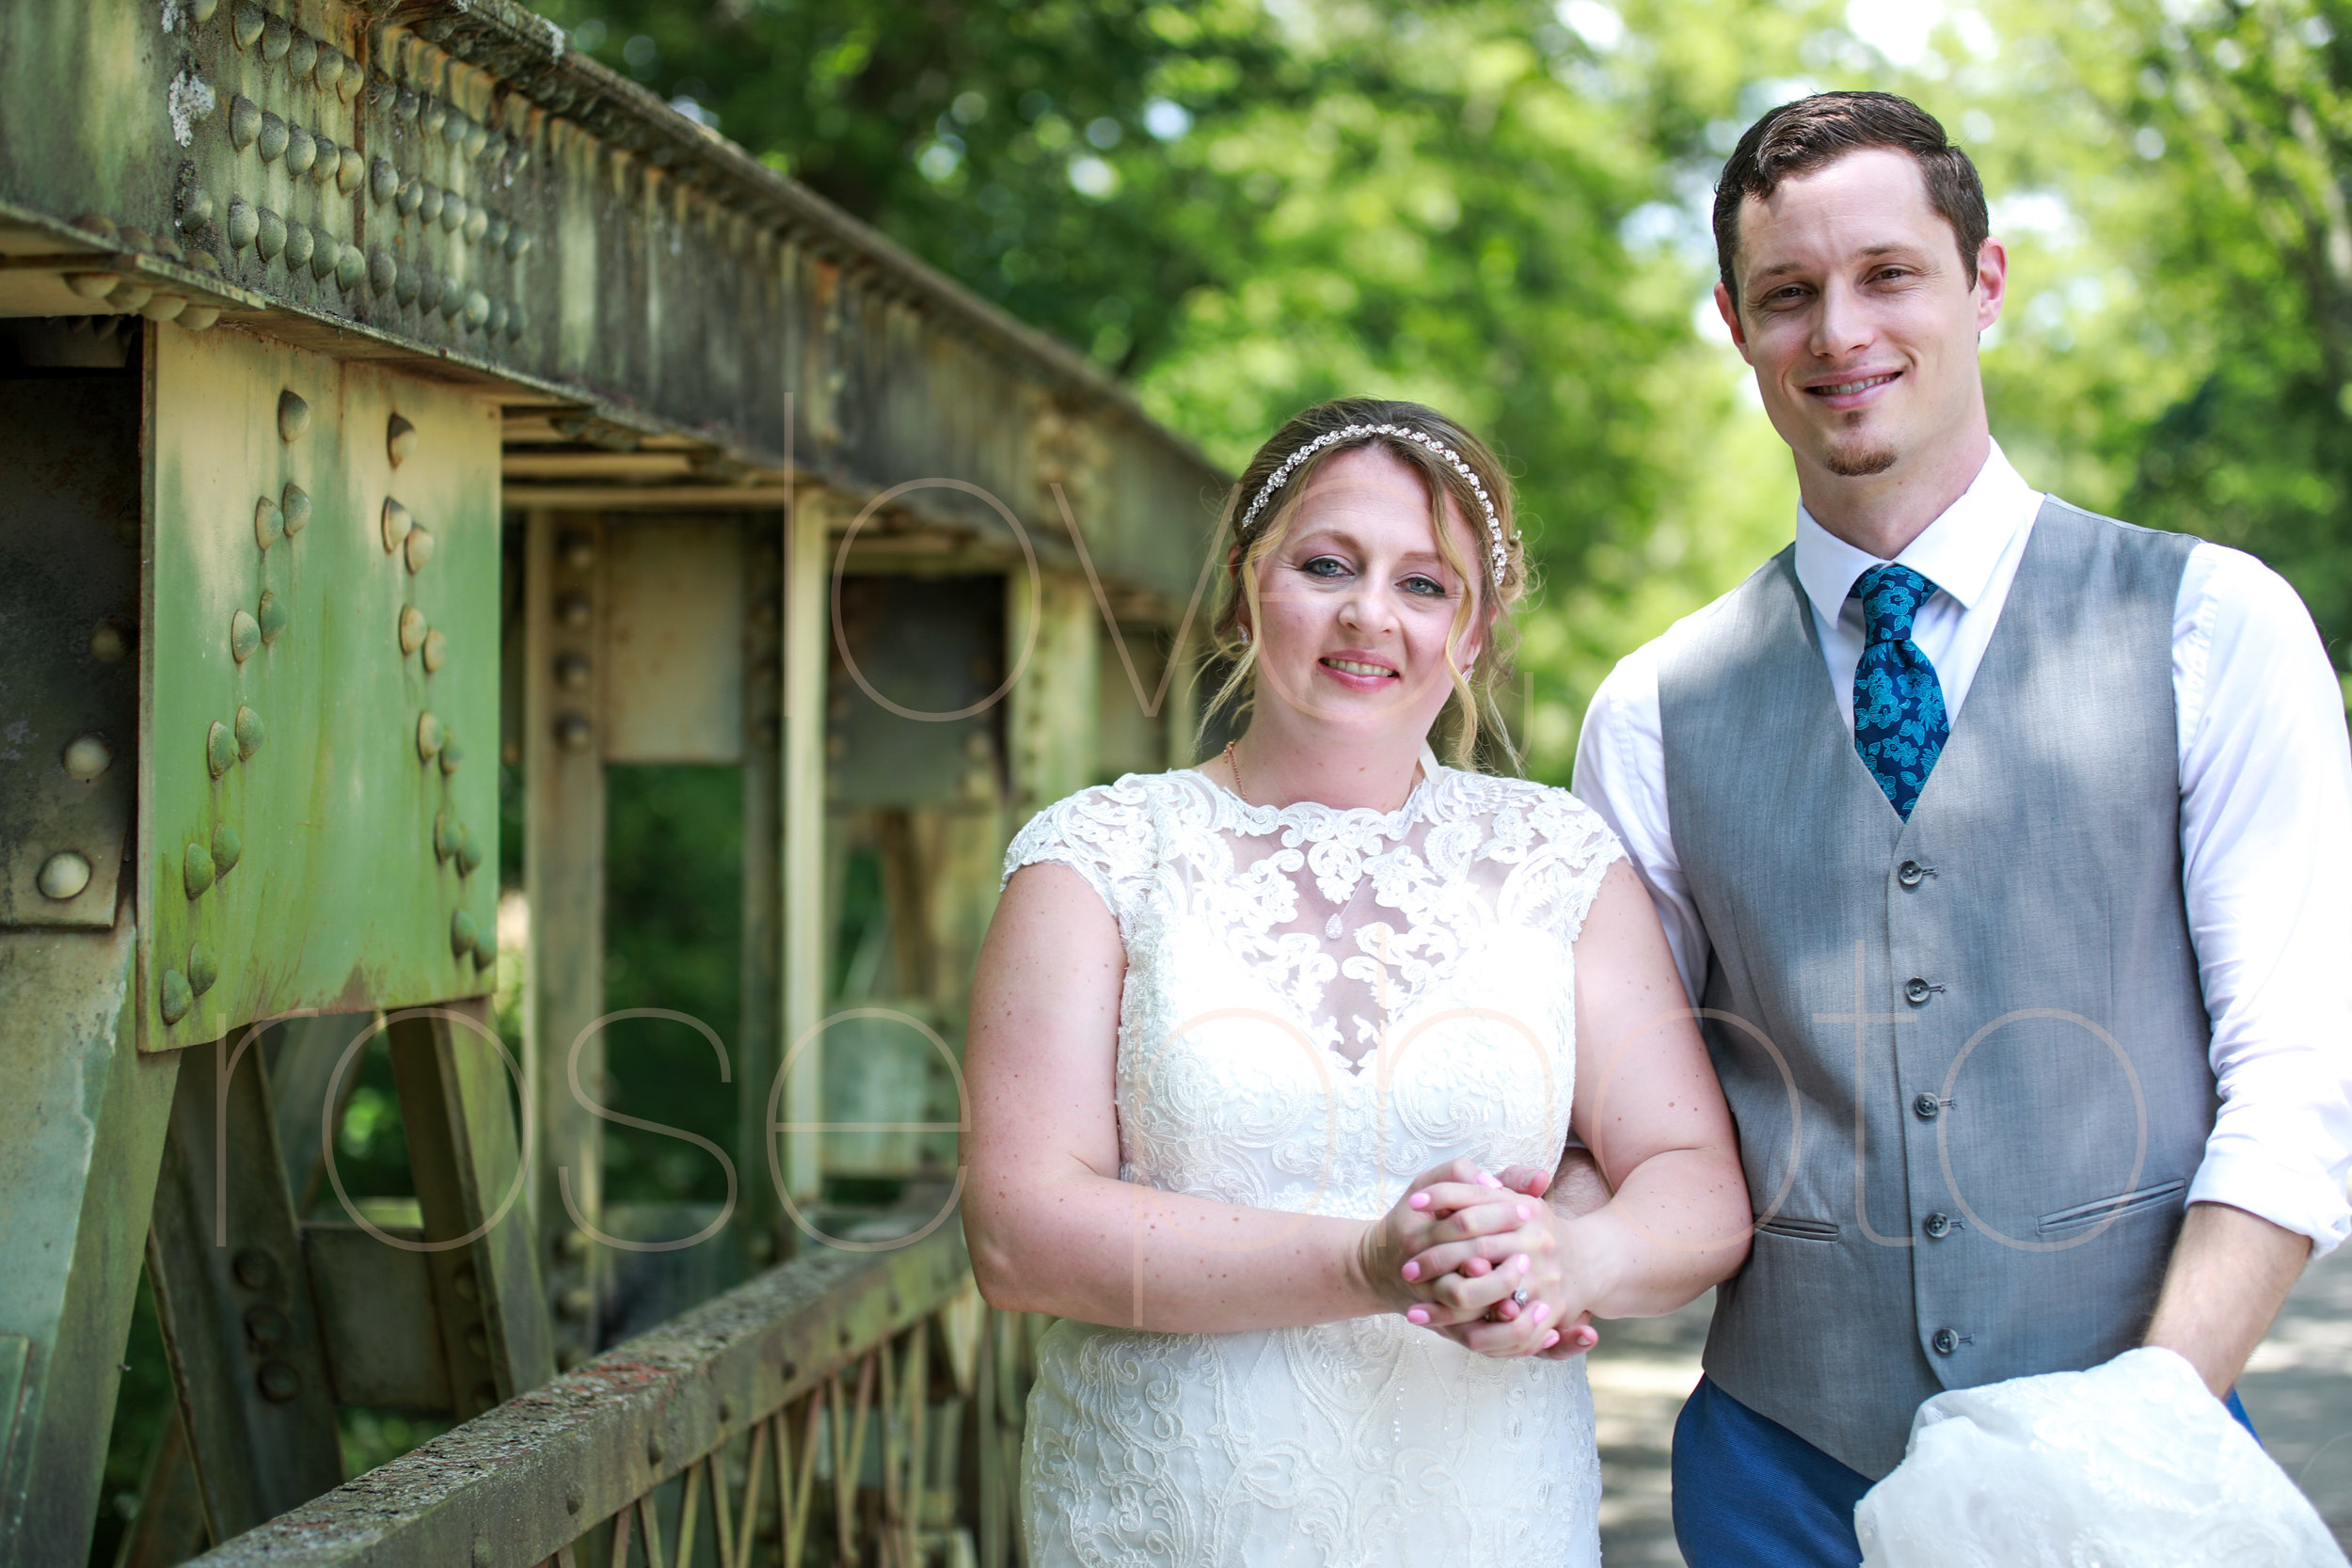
[{"xmin": 2175, "ymin": 543, "xmax": 2352, "ymax": 1257}]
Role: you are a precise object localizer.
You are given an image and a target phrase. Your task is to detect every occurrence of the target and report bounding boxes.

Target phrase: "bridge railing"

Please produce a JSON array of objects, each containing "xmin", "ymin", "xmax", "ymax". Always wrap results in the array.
[{"xmin": 185, "ymin": 1225, "xmax": 1032, "ymax": 1568}]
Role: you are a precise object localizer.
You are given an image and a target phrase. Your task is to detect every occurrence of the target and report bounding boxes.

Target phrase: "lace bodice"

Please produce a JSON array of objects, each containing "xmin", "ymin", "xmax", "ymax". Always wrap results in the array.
[{"xmin": 1003, "ymin": 761, "xmax": 1622, "ymax": 1567}]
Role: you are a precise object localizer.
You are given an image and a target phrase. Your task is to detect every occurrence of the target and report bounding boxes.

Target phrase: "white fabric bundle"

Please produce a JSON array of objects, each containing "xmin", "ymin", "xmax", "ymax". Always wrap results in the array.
[{"xmin": 1857, "ymin": 1347, "xmax": 2346, "ymax": 1568}]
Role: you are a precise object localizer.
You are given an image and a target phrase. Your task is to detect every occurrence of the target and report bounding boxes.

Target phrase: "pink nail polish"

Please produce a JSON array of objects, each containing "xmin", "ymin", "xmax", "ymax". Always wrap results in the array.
[
  {"xmin": 1477, "ymin": 1172, "xmax": 1502, "ymax": 1189},
  {"xmin": 1401, "ymin": 1260, "xmax": 1421, "ymax": 1282},
  {"xmin": 1531, "ymin": 1302, "xmax": 1549, "ymax": 1323},
  {"xmin": 1406, "ymin": 1307, "xmax": 1430, "ymax": 1325},
  {"xmin": 1513, "ymin": 1253, "xmax": 1532, "ymax": 1274},
  {"xmin": 1516, "ymin": 1204, "xmax": 1532, "ymax": 1221},
  {"xmin": 1408, "ymin": 1192, "xmax": 1431, "ymax": 1211},
  {"xmin": 1542, "ymin": 1330, "xmax": 1561, "ymax": 1350}
]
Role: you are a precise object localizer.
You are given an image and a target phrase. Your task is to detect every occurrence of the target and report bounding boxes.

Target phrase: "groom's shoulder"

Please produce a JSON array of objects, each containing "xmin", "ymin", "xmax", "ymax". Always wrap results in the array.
[{"xmin": 1593, "ymin": 548, "xmax": 1797, "ymax": 706}]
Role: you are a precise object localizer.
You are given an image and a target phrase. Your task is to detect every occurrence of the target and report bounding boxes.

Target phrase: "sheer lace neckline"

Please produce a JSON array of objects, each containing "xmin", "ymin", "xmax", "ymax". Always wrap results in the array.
[{"xmin": 1187, "ymin": 744, "xmax": 1439, "ymax": 837}]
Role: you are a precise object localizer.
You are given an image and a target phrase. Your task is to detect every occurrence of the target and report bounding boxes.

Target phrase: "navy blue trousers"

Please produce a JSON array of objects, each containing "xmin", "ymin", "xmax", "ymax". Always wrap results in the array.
[{"xmin": 1670, "ymin": 1374, "xmax": 2258, "ymax": 1568}]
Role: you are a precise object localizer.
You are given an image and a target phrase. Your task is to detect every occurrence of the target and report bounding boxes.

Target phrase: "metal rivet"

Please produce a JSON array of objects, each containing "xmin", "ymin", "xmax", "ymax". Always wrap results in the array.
[
  {"xmin": 226, "ymin": 197, "xmax": 259, "ymax": 251},
  {"xmin": 332, "ymin": 51, "xmax": 358, "ymax": 100},
  {"xmin": 506, "ymin": 301, "xmax": 527, "ymax": 340},
  {"xmin": 260, "ymin": 13, "xmax": 289, "ymax": 61},
  {"xmin": 554, "ymin": 712, "xmax": 592, "ymax": 752},
  {"xmin": 336, "ymin": 244, "xmax": 365, "ymax": 292},
  {"xmin": 230, "ymin": 93, "xmax": 261, "ymax": 150},
  {"xmin": 205, "ymin": 721, "xmax": 236, "ymax": 779},
  {"xmin": 252, "ymin": 496, "xmax": 282, "ymax": 553},
  {"xmin": 440, "ymin": 192, "xmax": 467, "ymax": 233},
  {"xmin": 421, "ymin": 627, "xmax": 447, "ymax": 673},
  {"xmin": 381, "ymin": 497, "xmax": 412, "ymax": 552},
  {"xmin": 257, "ymin": 111, "xmax": 288, "ymax": 163},
  {"xmin": 244, "ymin": 1302, "xmax": 290, "ymax": 1349},
  {"xmin": 451, "ymin": 908, "xmax": 479, "ymax": 957},
  {"xmin": 309, "ymin": 226, "xmax": 338, "ymax": 277},
  {"xmin": 309, "ymin": 138, "xmax": 339, "ymax": 188},
  {"xmin": 257, "ymin": 1362, "xmax": 302, "ymax": 1402},
  {"xmin": 257, "ymin": 591, "xmax": 289, "ymax": 645},
  {"xmin": 286, "ymin": 30, "xmax": 316, "ymax": 78},
  {"xmin": 440, "ymin": 732, "xmax": 465, "ymax": 777},
  {"xmin": 394, "ymin": 85, "xmax": 419, "ymax": 122},
  {"xmin": 187, "ymin": 942, "xmax": 218, "ymax": 996},
  {"xmin": 434, "ymin": 811, "xmax": 457, "ymax": 861},
  {"xmin": 230, "ymin": 608, "xmax": 262, "ymax": 661},
  {"xmin": 369, "ymin": 155, "xmax": 396, "ymax": 206},
  {"xmin": 419, "ymin": 186, "xmax": 445, "ymax": 230},
  {"xmin": 177, "ymin": 303, "xmax": 222, "ymax": 332},
  {"xmin": 565, "ymin": 1488, "xmax": 583, "ymax": 1515},
  {"xmin": 230, "ymin": 2, "xmax": 262, "ymax": 47},
  {"xmin": 255, "ymin": 205, "xmax": 286, "ymax": 261},
  {"xmin": 277, "ymin": 388, "xmax": 309, "ymax": 441},
  {"xmin": 439, "ymin": 285, "xmax": 465, "ymax": 324},
  {"xmin": 464, "ymin": 204, "xmax": 489, "ymax": 245},
  {"xmin": 457, "ymin": 831, "xmax": 484, "ymax": 877},
  {"xmin": 388, "ymin": 414, "xmax": 418, "ymax": 466},
  {"xmin": 160, "ymin": 968, "xmax": 192, "ymax": 1023},
  {"xmin": 211, "ymin": 822, "xmax": 242, "ymax": 875},
  {"xmin": 421, "ymin": 97, "xmax": 448, "ymax": 139},
  {"xmin": 336, "ymin": 144, "xmax": 364, "ymax": 196},
  {"xmin": 444, "ymin": 112, "xmax": 471, "ymax": 151},
  {"xmin": 279, "ymin": 483, "xmax": 310, "ymax": 536},
  {"xmin": 462, "ymin": 290, "xmax": 489, "ymax": 330},
  {"xmin": 484, "ymin": 214, "xmax": 509, "ymax": 250},
  {"xmin": 73, "ymin": 212, "xmax": 119, "ymax": 246},
  {"xmin": 485, "ymin": 299, "xmax": 509, "ymax": 338},
  {"xmin": 405, "ymin": 525, "xmax": 435, "ymax": 574},
  {"xmin": 179, "ymin": 185, "xmax": 215, "ymax": 234},
  {"xmin": 142, "ymin": 293, "xmax": 190, "ymax": 325},
  {"xmin": 285, "ymin": 123, "xmax": 316, "ymax": 176},
  {"xmin": 314, "ymin": 45, "xmax": 343, "ymax": 92},
  {"xmin": 555, "ymin": 652, "xmax": 591, "ymax": 690},
  {"xmin": 62, "ymin": 733, "xmax": 113, "ymax": 782},
  {"xmin": 90, "ymin": 623, "xmax": 127, "ymax": 661},
  {"xmin": 473, "ymin": 931, "xmax": 496, "ymax": 972},
  {"xmin": 465, "ymin": 119, "xmax": 491, "ymax": 160},
  {"xmin": 506, "ymin": 228, "xmax": 532, "ymax": 261},
  {"xmin": 646, "ymin": 1435, "xmax": 664, "ymax": 1466},
  {"xmin": 453, "ymin": 1262, "xmax": 480, "ymax": 1301},
  {"xmin": 36, "ymin": 851, "xmax": 91, "ymax": 901},
  {"xmin": 470, "ymin": 1543, "xmax": 492, "ymax": 1568},
  {"xmin": 417, "ymin": 711, "xmax": 443, "ymax": 759},
  {"xmin": 399, "ymin": 605, "xmax": 427, "ymax": 655},
  {"xmin": 232, "ymin": 1247, "xmax": 278, "ymax": 1290},
  {"xmin": 464, "ymin": 1324, "xmax": 490, "ymax": 1359},
  {"xmin": 105, "ymin": 278, "xmax": 155, "ymax": 312},
  {"xmin": 556, "ymin": 591, "xmax": 591, "ymax": 631},
  {"xmin": 369, "ymin": 247, "xmax": 397, "ymax": 296},
  {"xmin": 396, "ymin": 176, "xmax": 422, "ymax": 218},
  {"xmin": 414, "ymin": 268, "xmax": 441, "ymax": 314},
  {"xmin": 184, "ymin": 838, "xmax": 217, "ymax": 896},
  {"xmin": 282, "ymin": 223, "xmax": 313, "ymax": 274},
  {"xmin": 234, "ymin": 705, "xmax": 263, "ymax": 758},
  {"xmin": 65, "ymin": 271, "xmax": 120, "ymax": 302}
]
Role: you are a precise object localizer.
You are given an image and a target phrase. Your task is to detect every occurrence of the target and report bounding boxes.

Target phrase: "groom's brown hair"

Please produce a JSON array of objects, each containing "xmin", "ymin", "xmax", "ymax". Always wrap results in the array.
[{"xmin": 1712, "ymin": 91, "xmax": 1989, "ymax": 302}]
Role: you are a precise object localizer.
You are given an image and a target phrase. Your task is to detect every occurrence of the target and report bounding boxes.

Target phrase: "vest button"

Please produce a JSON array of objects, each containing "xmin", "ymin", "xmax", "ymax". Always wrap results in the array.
[
  {"xmin": 1923, "ymin": 1212, "xmax": 1952, "ymax": 1239},
  {"xmin": 1904, "ymin": 976, "xmax": 1932, "ymax": 1005},
  {"xmin": 1913, "ymin": 1092, "xmax": 1941, "ymax": 1121},
  {"xmin": 1931, "ymin": 1327, "xmax": 1959, "ymax": 1355},
  {"xmin": 1898, "ymin": 860, "xmax": 1925, "ymax": 887}
]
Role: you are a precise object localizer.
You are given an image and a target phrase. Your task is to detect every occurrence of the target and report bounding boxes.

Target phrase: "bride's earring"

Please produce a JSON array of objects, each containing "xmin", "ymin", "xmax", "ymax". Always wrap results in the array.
[{"xmin": 1239, "ymin": 624, "xmax": 1252, "ymax": 648}]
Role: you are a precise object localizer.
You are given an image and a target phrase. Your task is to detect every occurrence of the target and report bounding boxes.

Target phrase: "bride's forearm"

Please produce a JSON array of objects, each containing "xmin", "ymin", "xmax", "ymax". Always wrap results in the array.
[
  {"xmin": 1555, "ymin": 1145, "xmax": 1750, "ymax": 1319},
  {"xmin": 967, "ymin": 1172, "xmax": 1391, "ymax": 1333}
]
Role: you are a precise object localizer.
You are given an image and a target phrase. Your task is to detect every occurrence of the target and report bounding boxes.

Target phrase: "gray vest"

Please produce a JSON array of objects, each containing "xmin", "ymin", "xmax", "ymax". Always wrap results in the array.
[{"xmin": 1655, "ymin": 499, "xmax": 2216, "ymax": 1478}]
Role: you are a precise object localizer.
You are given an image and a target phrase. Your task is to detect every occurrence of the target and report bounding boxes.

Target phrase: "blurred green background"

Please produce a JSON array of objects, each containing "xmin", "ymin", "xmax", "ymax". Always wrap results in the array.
[{"xmin": 538, "ymin": 0, "xmax": 2352, "ymax": 768}]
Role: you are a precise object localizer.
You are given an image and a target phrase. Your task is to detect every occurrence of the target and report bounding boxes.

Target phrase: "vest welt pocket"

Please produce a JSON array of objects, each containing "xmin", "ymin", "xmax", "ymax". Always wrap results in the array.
[
  {"xmin": 1754, "ymin": 1214, "xmax": 1841, "ymax": 1243},
  {"xmin": 2035, "ymin": 1180, "xmax": 2187, "ymax": 1237}
]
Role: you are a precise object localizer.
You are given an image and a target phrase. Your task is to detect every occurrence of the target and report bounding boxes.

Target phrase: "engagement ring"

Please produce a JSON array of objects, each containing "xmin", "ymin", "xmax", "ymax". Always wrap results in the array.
[{"xmin": 1511, "ymin": 1287, "xmax": 1530, "ymax": 1307}]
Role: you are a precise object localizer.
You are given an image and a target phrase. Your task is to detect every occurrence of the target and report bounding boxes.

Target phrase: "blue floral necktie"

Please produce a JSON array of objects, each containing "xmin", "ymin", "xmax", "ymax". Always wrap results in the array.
[{"xmin": 1851, "ymin": 563, "xmax": 1949, "ymax": 819}]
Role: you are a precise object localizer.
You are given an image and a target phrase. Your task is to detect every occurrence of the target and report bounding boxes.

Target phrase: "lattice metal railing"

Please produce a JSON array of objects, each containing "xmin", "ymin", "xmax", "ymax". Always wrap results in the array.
[{"xmin": 184, "ymin": 1225, "xmax": 1036, "ymax": 1568}]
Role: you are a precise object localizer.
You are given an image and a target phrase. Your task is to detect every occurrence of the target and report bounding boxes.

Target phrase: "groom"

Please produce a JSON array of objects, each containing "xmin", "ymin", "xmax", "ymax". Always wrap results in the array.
[{"xmin": 1573, "ymin": 92, "xmax": 2352, "ymax": 1564}]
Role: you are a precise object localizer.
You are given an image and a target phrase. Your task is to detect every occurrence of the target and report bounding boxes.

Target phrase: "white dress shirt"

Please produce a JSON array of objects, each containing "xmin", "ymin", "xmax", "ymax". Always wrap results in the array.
[{"xmin": 1575, "ymin": 442, "xmax": 2352, "ymax": 1256}]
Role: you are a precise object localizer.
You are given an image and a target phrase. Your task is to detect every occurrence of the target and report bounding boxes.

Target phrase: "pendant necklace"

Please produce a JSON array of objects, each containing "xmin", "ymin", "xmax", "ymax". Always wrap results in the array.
[{"xmin": 1224, "ymin": 739, "xmax": 1377, "ymax": 942}]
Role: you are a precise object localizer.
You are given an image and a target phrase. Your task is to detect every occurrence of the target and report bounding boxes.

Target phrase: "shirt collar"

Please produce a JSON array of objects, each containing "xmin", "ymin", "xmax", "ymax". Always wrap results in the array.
[{"xmin": 1792, "ymin": 441, "xmax": 2041, "ymax": 626}]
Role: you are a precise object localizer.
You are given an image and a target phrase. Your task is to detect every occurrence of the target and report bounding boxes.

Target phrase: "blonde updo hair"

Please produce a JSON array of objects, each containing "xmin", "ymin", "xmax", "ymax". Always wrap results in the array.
[{"xmin": 1201, "ymin": 397, "xmax": 1530, "ymax": 771}]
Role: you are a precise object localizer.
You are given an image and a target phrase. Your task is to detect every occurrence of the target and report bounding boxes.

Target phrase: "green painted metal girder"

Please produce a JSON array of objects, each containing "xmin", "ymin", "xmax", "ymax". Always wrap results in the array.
[
  {"xmin": 0, "ymin": 0, "xmax": 1226, "ymax": 608},
  {"xmin": 143, "ymin": 326, "xmax": 498, "ymax": 1051}
]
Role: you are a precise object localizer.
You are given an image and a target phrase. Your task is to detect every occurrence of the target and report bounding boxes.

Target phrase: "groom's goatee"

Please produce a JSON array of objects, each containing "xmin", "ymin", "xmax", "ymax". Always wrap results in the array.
[{"xmin": 1826, "ymin": 442, "xmax": 1899, "ymax": 476}]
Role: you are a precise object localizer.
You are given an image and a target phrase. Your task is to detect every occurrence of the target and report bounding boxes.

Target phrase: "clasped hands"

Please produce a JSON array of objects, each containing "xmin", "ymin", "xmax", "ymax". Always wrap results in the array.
[{"xmin": 1359, "ymin": 1157, "xmax": 1603, "ymax": 1360}]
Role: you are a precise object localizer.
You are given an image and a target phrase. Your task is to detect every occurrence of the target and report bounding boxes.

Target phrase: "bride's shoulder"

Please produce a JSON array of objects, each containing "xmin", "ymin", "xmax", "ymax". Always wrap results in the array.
[
  {"xmin": 1000, "ymin": 769, "xmax": 1212, "ymax": 887},
  {"xmin": 1429, "ymin": 768, "xmax": 1619, "ymax": 844}
]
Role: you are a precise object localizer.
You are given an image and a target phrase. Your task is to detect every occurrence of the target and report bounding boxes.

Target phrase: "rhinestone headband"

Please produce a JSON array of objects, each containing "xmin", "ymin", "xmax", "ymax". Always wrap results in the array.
[{"xmin": 1239, "ymin": 423, "xmax": 1509, "ymax": 583}]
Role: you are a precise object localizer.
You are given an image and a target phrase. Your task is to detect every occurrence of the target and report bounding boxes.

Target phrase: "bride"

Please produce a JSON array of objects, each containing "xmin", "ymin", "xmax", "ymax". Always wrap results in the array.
[{"xmin": 963, "ymin": 398, "xmax": 1751, "ymax": 1566}]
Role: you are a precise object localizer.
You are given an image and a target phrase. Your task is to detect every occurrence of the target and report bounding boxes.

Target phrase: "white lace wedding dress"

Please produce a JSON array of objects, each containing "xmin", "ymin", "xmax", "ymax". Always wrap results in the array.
[{"xmin": 1001, "ymin": 756, "xmax": 1623, "ymax": 1568}]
